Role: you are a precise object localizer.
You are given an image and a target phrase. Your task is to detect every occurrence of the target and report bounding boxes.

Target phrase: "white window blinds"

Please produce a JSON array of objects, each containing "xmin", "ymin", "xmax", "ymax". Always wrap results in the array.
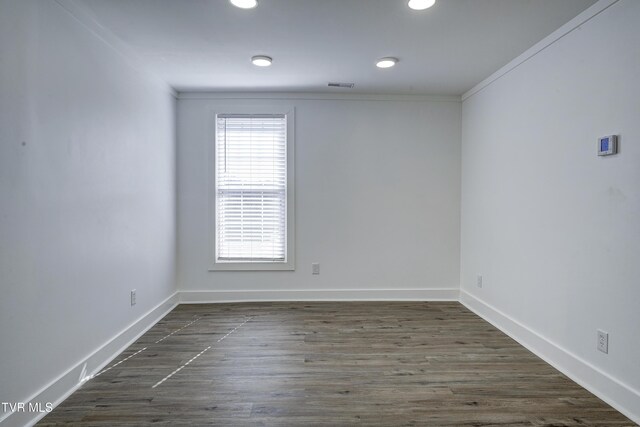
[{"xmin": 215, "ymin": 114, "xmax": 287, "ymax": 262}]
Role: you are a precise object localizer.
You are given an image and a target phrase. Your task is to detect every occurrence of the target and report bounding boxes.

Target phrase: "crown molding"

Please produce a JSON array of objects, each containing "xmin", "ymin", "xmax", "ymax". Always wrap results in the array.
[
  {"xmin": 178, "ymin": 91, "xmax": 461, "ymax": 103},
  {"xmin": 54, "ymin": 0, "xmax": 177, "ymax": 99},
  {"xmin": 462, "ymin": 0, "xmax": 620, "ymax": 101}
]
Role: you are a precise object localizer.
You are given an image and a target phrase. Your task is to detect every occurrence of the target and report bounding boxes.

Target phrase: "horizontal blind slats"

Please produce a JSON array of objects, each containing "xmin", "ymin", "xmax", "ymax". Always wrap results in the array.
[{"xmin": 215, "ymin": 114, "xmax": 287, "ymax": 263}]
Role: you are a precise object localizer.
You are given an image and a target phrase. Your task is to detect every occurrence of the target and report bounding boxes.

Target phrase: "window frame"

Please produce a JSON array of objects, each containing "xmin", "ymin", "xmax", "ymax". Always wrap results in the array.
[{"xmin": 208, "ymin": 106, "xmax": 295, "ymax": 271}]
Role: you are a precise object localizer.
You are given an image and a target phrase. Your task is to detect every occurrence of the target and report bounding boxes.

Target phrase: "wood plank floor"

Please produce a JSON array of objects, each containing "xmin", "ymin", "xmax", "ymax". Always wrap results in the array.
[{"xmin": 39, "ymin": 302, "xmax": 634, "ymax": 426}]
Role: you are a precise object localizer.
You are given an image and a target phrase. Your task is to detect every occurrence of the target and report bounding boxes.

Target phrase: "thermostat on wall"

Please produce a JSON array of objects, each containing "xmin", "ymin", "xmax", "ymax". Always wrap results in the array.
[{"xmin": 598, "ymin": 135, "xmax": 618, "ymax": 156}]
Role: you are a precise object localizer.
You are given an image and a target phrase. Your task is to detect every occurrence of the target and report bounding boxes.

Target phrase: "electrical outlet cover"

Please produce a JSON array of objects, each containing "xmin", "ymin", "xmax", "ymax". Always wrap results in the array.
[{"xmin": 597, "ymin": 330, "xmax": 608, "ymax": 354}]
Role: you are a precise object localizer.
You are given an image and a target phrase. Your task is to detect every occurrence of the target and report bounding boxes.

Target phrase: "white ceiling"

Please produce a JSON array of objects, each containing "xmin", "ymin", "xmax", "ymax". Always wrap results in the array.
[{"xmin": 78, "ymin": 0, "xmax": 597, "ymax": 95}]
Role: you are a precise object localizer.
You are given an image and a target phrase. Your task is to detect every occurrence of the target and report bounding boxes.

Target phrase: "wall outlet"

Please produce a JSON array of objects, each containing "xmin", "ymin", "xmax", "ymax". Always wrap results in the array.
[
  {"xmin": 597, "ymin": 330, "xmax": 608, "ymax": 354},
  {"xmin": 312, "ymin": 263, "xmax": 320, "ymax": 275},
  {"xmin": 476, "ymin": 275, "xmax": 483, "ymax": 288},
  {"xmin": 130, "ymin": 289, "xmax": 137, "ymax": 306}
]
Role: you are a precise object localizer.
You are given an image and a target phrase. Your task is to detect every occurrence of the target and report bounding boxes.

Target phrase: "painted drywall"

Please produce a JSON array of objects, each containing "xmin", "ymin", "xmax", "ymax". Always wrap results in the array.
[
  {"xmin": 0, "ymin": 0, "xmax": 177, "ymax": 422},
  {"xmin": 461, "ymin": 0, "xmax": 640, "ymax": 419},
  {"xmin": 177, "ymin": 95, "xmax": 461, "ymax": 296}
]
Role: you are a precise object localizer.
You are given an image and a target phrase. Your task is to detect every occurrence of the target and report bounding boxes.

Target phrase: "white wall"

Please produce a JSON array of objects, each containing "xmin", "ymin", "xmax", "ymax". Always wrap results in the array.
[
  {"xmin": 0, "ymin": 0, "xmax": 177, "ymax": 423},
  {"xmin": 460, "ymin": 0, "xmax": 640, "ymax": 421},
  {"xmin": 178, "ymin": 95, "xmax": 461, "ymax": 299}
]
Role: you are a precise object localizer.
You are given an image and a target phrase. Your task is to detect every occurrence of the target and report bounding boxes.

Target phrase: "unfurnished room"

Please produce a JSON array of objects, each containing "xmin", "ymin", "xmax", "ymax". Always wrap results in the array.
[{"xmin": 0, "ymin": 0, "xmax": 639, "ymax": 425}]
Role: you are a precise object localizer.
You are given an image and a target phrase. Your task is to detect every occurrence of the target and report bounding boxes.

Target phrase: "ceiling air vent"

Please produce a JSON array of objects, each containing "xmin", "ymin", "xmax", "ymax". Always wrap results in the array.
[{"xmin": 328, "ymin": 82, "xmax": 355, "ymax": 88}]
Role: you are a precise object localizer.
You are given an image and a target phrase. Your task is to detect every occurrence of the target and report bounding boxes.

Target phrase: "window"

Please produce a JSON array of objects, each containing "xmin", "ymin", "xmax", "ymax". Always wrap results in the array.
[{"xmin": 210, "ymin": 110, "xmax": 295, "ymax": 270}]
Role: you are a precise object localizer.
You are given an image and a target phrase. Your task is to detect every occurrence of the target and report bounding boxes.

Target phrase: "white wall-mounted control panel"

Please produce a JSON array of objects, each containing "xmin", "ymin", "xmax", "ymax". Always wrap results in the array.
[{"xmin": 598, "ymin": 135, "xmax": 618, "ymax": 156}]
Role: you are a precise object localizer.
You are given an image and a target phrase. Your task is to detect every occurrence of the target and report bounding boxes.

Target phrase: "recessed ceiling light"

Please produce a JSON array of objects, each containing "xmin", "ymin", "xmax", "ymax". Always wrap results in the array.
[
  {"xmin": 230, "ymin": 0, "xmax": 258, "ymax": 9},
  {"xmin": 376, "ymin": 57, "xmax": 398, "ymax": 69},
  {"xmin": 408, "ymin": 0, "xmax": 436, "ymax": 10},
  {"xmin": 251, "ymin": 55, "xmax": 272, "ymax": 67}
]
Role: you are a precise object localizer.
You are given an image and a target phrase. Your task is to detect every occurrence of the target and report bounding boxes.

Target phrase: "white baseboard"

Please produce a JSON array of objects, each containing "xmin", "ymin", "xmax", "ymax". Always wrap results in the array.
[
  {"xmin": 460, "ymin": 290, "xmax": 640, "ymax": 425},
  {"xmin": 179, "ymin": 288, "xmax": 460, "ymax": 303},
  {"xmin": 1, "ymin": 292, "xmax": 179, "ymax": 427}
]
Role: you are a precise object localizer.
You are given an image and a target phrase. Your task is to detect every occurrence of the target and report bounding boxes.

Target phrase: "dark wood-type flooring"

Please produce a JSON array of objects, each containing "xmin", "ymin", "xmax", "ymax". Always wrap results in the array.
[{"xmin": 39, "ymin": 302, "xmax": 635, "ymax": 426}]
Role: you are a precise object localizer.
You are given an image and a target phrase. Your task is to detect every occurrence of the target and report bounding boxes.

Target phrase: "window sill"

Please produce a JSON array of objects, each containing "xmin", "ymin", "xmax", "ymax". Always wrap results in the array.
[{"xmin": 209, "ymin": 261, "xmax": 295, "ymax": 272}]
